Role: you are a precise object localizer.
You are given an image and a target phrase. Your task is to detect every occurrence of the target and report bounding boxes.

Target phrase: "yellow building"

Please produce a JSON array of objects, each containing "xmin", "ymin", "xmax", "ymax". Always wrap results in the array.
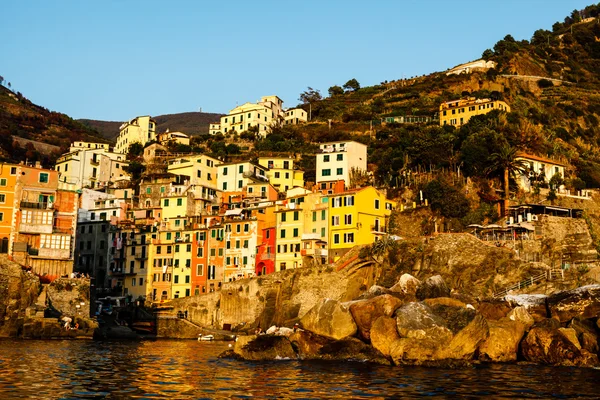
[
  {"xmin": 275, "ymin": 199, "xmax": 304, "ymax": 271},
  {"xmin": 115, "ymin": 116, "xmax": 157, "ymax": 154},
  {"xmin": 171, "ymin": 230, "xmax": 193, "ymax": 299},
  {"xmin": 439, "ymin": 98, "xmax": 510, "ymax": 127},
  {"xmin": 148, "ymin": 229, "xmax": 175, "ymax": 302},
  {"xmin": 210, "ymin": 95, "xmax": 284, "ymax": 137},
  {"xmin": 328, "ymin": 186, "xmax": 395, "ymax": 260},
  {"xmin": 258, "ymin": 157, "xmax": 304, "ymax": 193},
  {"xmin": 158, "ymin": 131, "xmax": 190, "ymax": 147},
  {"xmin": 120, "ymin": 230, "xmax": 151, "ymax": 300},
  {"xmin": 284, "ymin": 108, "xmax": 308, "ymax": 125},
  {"xmin": 301, "ymin": 193, "xmax": 329, "ymax": 264}
]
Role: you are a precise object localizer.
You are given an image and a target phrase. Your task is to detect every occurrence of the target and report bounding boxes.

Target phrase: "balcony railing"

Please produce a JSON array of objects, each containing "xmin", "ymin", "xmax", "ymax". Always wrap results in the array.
[
  {"xmin": 90, "ymin": 157, "xmax": 100, "ymax": 165},
  {"xmin": 301, "ymin": 248, "xmax": 328, "ymax": 257},
  {"xmin": 20, "ymin": 201, "xmax": 52, "ymax": 210},
  {"xmin": 371, "ymin": 225, "xmax": 387, "ymax": 234}
]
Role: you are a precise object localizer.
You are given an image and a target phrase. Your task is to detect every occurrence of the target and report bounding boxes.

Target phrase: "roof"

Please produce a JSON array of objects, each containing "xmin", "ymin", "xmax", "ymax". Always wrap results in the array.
[{"xmin": 516, "ymin": 153, "xmax": 566, "ymax": 167}]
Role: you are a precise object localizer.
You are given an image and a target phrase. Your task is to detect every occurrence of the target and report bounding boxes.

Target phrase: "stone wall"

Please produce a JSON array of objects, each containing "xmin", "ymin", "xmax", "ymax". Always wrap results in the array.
[
  {"xmin": 47, "ymin": 278, "xmax": 91, "ymax": 318},
  {"xmin": 0, "ymin": 256, "xmax": 40, "ymax": 337}
]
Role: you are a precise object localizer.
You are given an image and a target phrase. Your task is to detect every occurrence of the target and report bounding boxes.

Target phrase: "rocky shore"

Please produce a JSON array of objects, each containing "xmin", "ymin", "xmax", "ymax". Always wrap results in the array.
[{"xmin": 222, "ymin": 274, "xmax": 600, "ymax": 368}]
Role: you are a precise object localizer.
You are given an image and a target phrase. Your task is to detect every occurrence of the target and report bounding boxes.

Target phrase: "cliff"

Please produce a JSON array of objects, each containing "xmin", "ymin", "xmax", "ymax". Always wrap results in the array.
[{"xmin": 0, "ymin": 256, "xmax": 40, "ymax": 337}]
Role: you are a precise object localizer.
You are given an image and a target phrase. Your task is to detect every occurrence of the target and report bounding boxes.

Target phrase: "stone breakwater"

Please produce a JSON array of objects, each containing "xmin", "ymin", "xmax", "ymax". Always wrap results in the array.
[{"xmin": 222, "ymin": 274, "xmax": 600, "ymax": 368}]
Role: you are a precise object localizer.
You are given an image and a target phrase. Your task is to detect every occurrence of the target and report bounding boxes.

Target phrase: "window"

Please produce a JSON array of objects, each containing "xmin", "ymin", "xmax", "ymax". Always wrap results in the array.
[
  {"xmin": 39, "ymin": 173, "xmax": 49, "ymax": 183},
  {"xmin": 312, "ymin": 212, "xmax": 317, "ymax": 222},
  {"xmin": 281, "ymin": 213, "xmax": 286, "ymax": 222},
  {"xmin": 197, "ymin": 264, "xmax": 204, "ymax": 276},
  {"xmin": 321, "ymin": 227, "xmax": 326, "ymax": 237},
  {"xmin": 177, "ymin": 198, "xmax": 183, "ymax": 206},
  {"xmin": 238, "ymin": 165, "xmax": 243, "ymax": 173},
  {"xmin": 266, "ymin": 230, "xmax": 270, "ymax": 239},
  {"xmin": 293, "ymin": 228, "xmax": 299, "ymax": 237},
  {"xmin": 238, "ymin": 180, "xmax": 243, "ymax": 189},
  {"xmin": 174, "ymin": 275, "xmax": 179, "ymax": 284},
  {"xmin": 210, "ymin": 248, "xmax": 216, "ymax": 257},
  {"xmin": 280, "ymin": 229, "xmax": 286, "ymax": 238},
  {"xmin": 166, "ymin": 232, "xmax": 172, "ymax": 240},
  {"xmin": 331, "ymin": 216, "xmax": 340, "ymax": 226},
  {"xmin": 139, "ymin": 278, "xmax": 144, "ymax": 286},
  {"xmin": 0, "ymin": 212, "xmax": 3, "ymax": 222},
  {"xmin": 185, "ymin": 275, "xmax": 190, "ymax": 283},
  {"xmin": 323, "ymin": 155, "xmax": 330, "ymax": 162},
  {"xmin": 321, "ymin": 210, "xmax": 326, "ymax": 220},
  {"xmin": 293, "ymin": 211, "xmax": 299, "ymax": 221},
  {"xmin": 243, "ymin": 240, "xmax": 248, "ymax": 248},
  {"xmin": 274, "ymin": 172, "xmax": 280, "ymax": 178},
  {"xmin": 336, "ymin": 168, "xmax": 343, "ymax": 175},
  {"xmin": 132, "ymin": 278, "xmax": 136, "ymax": 286},
  {"xmin": 322, "ymin": 169, "xmax": 331, "ymax": 177},
  {"xmin": 0, "ymin": 178, "xmax": 6, "ymax": 186},
  {"xmin": 164, "ymin": 199, "xmax": 169, "ymax": 207},
  {"xmin": 344, "ymin": 233, "xmax": 354, "ymax": 243},
  {"xmin": 157, "ymin": 246, "xmax": 162, "ymax": 254},
  {"xmin": 375, "ymin": 199, "xmax": 380, "ymax": 209},
  {"xmin": 222, "ymin": 182, "xmax": 227, "ymax": 190},
  {"xmin": 175, "ymin": 244, "xmax": 180, "ymax": 252},
  {"xmin": 334, "ymin": 234, "xmax": 340, "ymax": 244},
  {"xmin": 336, "ymin": 154, "xmax": 343, "ymax": 161},
  {"xmin": 10, "ymin": 167, "xmax": 16, "ymax": 175},
  {"xmin": 0, "ymin": 194, "xmax": 5, "ymax": 203},
  {"xmin": 344, "ymin": 214, "xmax": 352, "ymax": 225},
  {"xmin": 235, "ymin": 240, "xmax": 240, "ymax": 249},
  {"xmin": 146, "ymin": 187, "xmax": 151, "ymax": 194},
  {"xmin": 218, "ymin": 248, "xmax": 223, "ymax": 256}
]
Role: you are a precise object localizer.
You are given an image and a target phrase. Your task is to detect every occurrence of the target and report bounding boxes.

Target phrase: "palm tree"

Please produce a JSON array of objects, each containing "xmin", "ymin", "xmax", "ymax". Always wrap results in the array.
[{"xmin": 486, "ymin": 145, "xmax": 528, "ymax": 216}]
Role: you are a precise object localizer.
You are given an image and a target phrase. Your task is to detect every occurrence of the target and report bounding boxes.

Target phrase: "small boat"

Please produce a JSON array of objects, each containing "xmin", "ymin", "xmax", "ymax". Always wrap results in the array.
[{"xmin": 198, "ymin": 334, "xmax": 214, "ymax": 341}]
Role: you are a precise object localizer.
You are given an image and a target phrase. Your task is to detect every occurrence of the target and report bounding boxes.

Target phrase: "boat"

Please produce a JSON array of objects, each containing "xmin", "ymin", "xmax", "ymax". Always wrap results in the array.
[{"xmin": 198, "ymin": 334, "xmax": 214, "ymax": 341}]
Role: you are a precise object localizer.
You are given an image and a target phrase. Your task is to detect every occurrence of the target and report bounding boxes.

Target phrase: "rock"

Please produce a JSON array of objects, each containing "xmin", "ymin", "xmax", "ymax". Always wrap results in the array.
[
  {"xmin": 288, "ymin": 330, "xmax": 332, "ymax": 358},
  {"xmin": 439, "ymin": 314, "xmax": 489, "ymax": 360},
  {"xmin": 233, "ymin": 335, "xmax": 297, "ymax": 361},
  {"xmin": 415, "ymin": 275, "xmax": 450, "ymax": 300},
  {"xmin": 395, "ymin": 302, "xmax": 452, "ymax": 343},
  {"xmin": 356, "ymin": 285, "xmax": 393, "ymax": 300},
  {"xmin": 507, "ymin": 306, "xmax": 535, "ymax": 330},
  {"xmin": 558, "ymin": 328, "xmax": 581, "ymax": 350},
  {"xmin": 349, "ymin": 294, "xmax": 404, "ymax": 341},
  {"xmin": 265, "ymin": 326, "xmax": 294, "ymax": 337},
  {"xmin": 476, "ymin": 299, "xmax": 511, "ymax": 321},
  {"xmin": 299, "ymin": 299, "xmax": 357, "ymax": 340},
  {"xmin": 424, "ymin": 297, "xmax": 466, "ymax": 308},
  {"xmin": 315, "ymin": 337, "xmax": 391, "ymax": 365},
  {"xmin": 479, "ymin": 319, "xmax": 526, "ymax": 362},
  {"xmin": 370, "ymin": 316, "xmax": 400, "ymax": 357},
  {"xmin": 505, "ymin": 294, "xmax": 548, "ymax": 322},
  {"xmin": 534, "ymin": 317, "xmax": 562, "ymax": 330},
  {"xmin": 547, "ymin": 285, "xmax": 600, "ymax": 323},
  {"xmin": 580, "ymin": 332, "xmax": 599, "ymax": 353},
  {"xmin": 521, "ymin": 326, "xmax": 598, "ymax": 367},
  {"xmin": 389, "ymin": 274, "xmax": 421, "ymax": 295},
  {"xmin": 429, "ymin": 303, "xmax": 477, "ymax": 334},
  {"xmin": 389, "ymin": 337, "xmax": 442, "ymax": 365},
  {"xmin": 100, "ymin": 325, "xmax": 139, "ymax": 340}
]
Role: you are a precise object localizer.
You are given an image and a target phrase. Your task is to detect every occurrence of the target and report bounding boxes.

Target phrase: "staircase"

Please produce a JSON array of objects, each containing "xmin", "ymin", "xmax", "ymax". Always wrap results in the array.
[{"xmin": 493, "ymin": 268, "xmax": 564, "ymax": 299}]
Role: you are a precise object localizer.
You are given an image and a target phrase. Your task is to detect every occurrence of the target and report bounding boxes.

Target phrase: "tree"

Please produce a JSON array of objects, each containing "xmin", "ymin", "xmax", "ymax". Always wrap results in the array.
[
  {"xmin": 481, "ymin": 49, "xmax": 494, "ymax": 59},
  {"xmin": 127, "ymin": 142, "xmax": 144, "ymax": 159},
  {"xmin": 485, "ymin": 145, "xmax": 528, "ymax": 216},
  {"xmin": 343, "ymin": 79, "xmax": 360, "ymax": 92},
  {"xmin": 328, "ymin": 85, "xmax": 344, "ymax": 97},
  {"xmin": 299, "ymin": 87, "xmax": 322, "ymax": 104}
]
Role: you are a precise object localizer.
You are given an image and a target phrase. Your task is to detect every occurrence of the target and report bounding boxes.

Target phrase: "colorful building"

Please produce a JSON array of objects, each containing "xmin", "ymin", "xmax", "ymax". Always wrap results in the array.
[
  {"xmin": 284, "ymin": 108, "xmax": 308, "ymax": 125},
  {"xmin": 328, "ymin": 186, "xmax": 395, "ymax": 261},
  {"xmin": 209, "ymin": 95, "xmax": 284, "ymax": 137},
  {"xmin": 258, "ymin": 156, "xmax": 304, "ymax": 193},
  {"xmin": 439, "ymin": 97, "xmax": 510, "ymax": 127},
  {"xmin": 115, "ymin": 115, "xmax": 157, "ymax": 154}
]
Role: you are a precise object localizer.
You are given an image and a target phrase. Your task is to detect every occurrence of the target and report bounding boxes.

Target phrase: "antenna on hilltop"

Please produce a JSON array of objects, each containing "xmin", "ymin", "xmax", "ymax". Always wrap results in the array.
[{"xmin": 198, "ymin": 107, "xmax": 202, "ymax": 112}]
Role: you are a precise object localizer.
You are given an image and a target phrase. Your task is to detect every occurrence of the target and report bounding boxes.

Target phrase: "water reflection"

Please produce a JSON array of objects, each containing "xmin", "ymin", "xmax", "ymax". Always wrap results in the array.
[{"xmin": 0, "ymin": 339, "xmax": 599, "ymax": 399}]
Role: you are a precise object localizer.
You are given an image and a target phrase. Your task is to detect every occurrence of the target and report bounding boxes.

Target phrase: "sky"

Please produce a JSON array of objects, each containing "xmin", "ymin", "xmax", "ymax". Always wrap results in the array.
[{"xmin": 0, "ymin": 1, "xmax": 593, "ymax": 121}]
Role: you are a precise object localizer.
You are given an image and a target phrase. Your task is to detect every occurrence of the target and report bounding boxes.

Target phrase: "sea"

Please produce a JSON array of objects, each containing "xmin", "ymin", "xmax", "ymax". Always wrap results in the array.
[{"xmin": 0, "ymin": 339, "xmax": 599, "ymax": 399}]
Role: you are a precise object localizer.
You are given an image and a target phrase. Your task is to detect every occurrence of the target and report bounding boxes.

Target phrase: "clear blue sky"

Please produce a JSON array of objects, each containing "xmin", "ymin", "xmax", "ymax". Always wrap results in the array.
[{"xmin": 0, "ymin": 0, "xmax": 592, "ymax": 121}]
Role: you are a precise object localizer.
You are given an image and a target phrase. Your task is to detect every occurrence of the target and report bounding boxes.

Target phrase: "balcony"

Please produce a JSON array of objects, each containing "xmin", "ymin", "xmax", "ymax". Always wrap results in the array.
[
  {"xmin": 371, "ymin": 225, "xmax": 387, "ymax": 234},
  {"xmin": 301, "ymin": 248, "xmax": 328, "ymax": 257},
  {"xmin": 135, "ymin": 252, "xmax": 148, "ymax": 260},
  {"xmin": 318, "ymin": 146, "xmax": 347, "ymax": 154},
  {"xmin": 243, "ymin": 171, "xmax": 268, "ymax": 182},
  {"xmin": 90, "ymin": 157, "xmax": 100, "ymax": 166},
  {"xmin": 20, "ymin": 201, "xmax": 52, "ymax": 210},
  {"xmin": 20, "ymin": 222, "xmax": 53, "ymax": 234}
]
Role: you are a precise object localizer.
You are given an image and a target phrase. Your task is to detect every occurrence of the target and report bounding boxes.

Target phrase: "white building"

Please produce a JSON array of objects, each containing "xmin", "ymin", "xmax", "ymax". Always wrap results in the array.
[
  {"xmin": 284, "ymin": 108, "xmax": 308, "ymax": 125},
  {"xmin": 516, "ymin": 153, "xmax": 566, "ymax": 192},
  {"xmin": 217, "ymin": 162, "xmax": 269, "ymax": 192},
  {"xmin": 114, "ymin": 116, "xmax": 157, "ymax": 154},
  {"xmin": 209, "ymin": 95, "xmax": 284, "ymax": 137},
  {"xmin": 55, "ymin": 142, "xmax": 129, "ymax": 190},
  {"xmin": 315, "ymin": 141, "xmax": 367, "ymax": 189}
]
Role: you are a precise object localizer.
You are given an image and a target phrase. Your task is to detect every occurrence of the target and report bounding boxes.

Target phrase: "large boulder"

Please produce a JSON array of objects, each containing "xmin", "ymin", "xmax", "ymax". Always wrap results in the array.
[
  {"xmin": 233, "ymin": 335, "xmax": 297, "ymax": 361},
  {"xmin": 520, "ymin": 326, "xmax": 599, "ymax": 367},
  {"xmin": 567, "ymin": 318, "xmax": 599, "ymax": 353},
  {"xmin": 395, "ymin": 302, "xmax": 452, "ymax": 343},
  {"xmin": 356, "ymin": 285, "xmax": 393, "ymax": 300},
  {"xmin": 349, "ymin": 294, "xmax": 404, "ymax": 340},
  {"xmin": 415, "ymin": 275, "xmax": 450, "ymax": 300},
  {"xmin": 479, "ymin": 319, "xmax": 526, "ymax": 362},
  {"xmin": 428, "ymin": 303, "xmax": 477, "ymax": 334},
  {"xmin": 438, "ymin": 314, "xmax": 489, "ymax": 360},
  {"xmin": 370, "ymin": 316, "xmax": 400, "ymax": 357},
  {"xmin": 389, "ymin": 337, "xmax": 442, "ymax": 365},
  {"xmin": 476, "ymin": 299, "xmax": 512, "ymax": 321},
  {"xmin": 288, "ymin": 330, "xmax": 332, "ymax": 358},
  {"xmin": 389, "ymin": 274, "xmax": 421, "ymax": 295},
  {"xmin": 505, "ymin": 294, "xmax": 548, "ymax": 322},
  {"xmin": 558, "ymin": 328, "xmax": 581, "ymax": 350},
  {"xmin": 507, "ymin": 306, "xmax": 535, "ymax": 330},
  {"xmin": 424, "ymin": 297, "xmax": 466, "ymax": 308},
  {"xmin": 314, "ymin": 337, "xmax": 391, "ymax": 365},
  {"xmin": 299, "ymin": 299, "xmax": 357, "ymax": 340},
  {"xmin": 547, "ymin": 285, "xmax": 600, "ymax": 323}
]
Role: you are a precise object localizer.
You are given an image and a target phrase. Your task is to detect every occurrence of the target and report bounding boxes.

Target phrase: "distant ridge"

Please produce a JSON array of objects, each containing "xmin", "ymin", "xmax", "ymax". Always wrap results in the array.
[{"xmin": 79, "ymin": 111, "xmax": 224, "ymax": 141}]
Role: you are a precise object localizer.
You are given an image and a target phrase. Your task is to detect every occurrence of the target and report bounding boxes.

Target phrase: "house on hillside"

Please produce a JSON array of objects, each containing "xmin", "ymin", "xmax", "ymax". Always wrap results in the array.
[
  {"xmin": 439, "ymin": 97, "xmax": 509, "ymax": 127},
  {"xmin": 446, "ymin": 59, "xmax": 497, "ymax": 76},
  {"xmin": 515, "ymin": 153, "xmax": 566, "ymax": 192},
  {"xmin": 209, "ymin": 95, "xmax": 285, "ymax": 137}
]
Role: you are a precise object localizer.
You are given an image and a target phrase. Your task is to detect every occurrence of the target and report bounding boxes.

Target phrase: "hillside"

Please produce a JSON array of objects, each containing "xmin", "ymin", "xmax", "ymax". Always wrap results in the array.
[
  {"xmin": 0, "ymin": 85, "xmax": 108, "ymax": 166},
  {"xmin": 79, "ymin": 111, "xmax": 224, "ymax": 140}
]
